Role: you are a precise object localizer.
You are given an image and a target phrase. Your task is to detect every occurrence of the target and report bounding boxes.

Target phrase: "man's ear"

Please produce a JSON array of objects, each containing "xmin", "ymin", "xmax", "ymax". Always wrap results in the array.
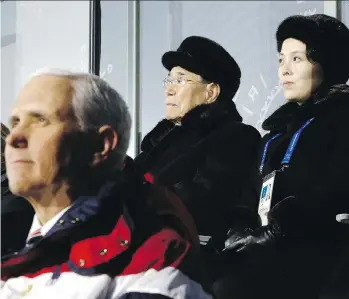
[
  {"xmin": 90, "ymin": 125, "xmax": 118, "ymax": 167},
  {"xmin": 206, "ymin": 83, "xmax": 220, "ymax": 104}
]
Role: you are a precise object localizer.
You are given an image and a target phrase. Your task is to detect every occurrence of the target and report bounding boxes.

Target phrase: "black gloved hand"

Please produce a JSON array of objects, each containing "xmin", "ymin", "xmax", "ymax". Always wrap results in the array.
[{"xmin": 223, "ymin": 223, "xmax": 284, "ymax": 253}]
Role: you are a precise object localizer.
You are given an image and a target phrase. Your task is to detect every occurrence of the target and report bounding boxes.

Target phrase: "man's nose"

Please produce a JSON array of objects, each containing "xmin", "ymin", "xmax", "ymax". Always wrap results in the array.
[
  {"xmin": 6, "ymin": 129, "xmax": 28, "ymax": 149},
  {"xmin": 165, "ymin": 84, "xmax": 176, "ymax": 97}
]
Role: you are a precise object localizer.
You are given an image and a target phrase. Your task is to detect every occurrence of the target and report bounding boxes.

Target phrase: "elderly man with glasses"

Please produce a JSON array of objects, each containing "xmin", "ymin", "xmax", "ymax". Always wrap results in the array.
[
  {"xmin": 1, "ymin": 69, "xmax": 211, "ymax": 299},
  {"xmin": 134, "ymin": 36, "xmax": 261, "ymax": 280}
]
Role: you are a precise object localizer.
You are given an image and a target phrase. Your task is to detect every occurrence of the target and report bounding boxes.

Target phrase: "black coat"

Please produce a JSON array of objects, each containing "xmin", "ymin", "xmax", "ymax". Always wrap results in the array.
[
  {"xmin": 319, "ymin": 245, "xmax": 349, "ymax": 299},
  {"xmin": 214, "ymin": 85, "xmax": 349, "ymax": 299},
  {"xmin": 134, "ymin": 100, "xmax": 261, "ymax": 244},
  {"xmin": 245, "ymin": 84, "xmax": 349, "ymax": 239}
]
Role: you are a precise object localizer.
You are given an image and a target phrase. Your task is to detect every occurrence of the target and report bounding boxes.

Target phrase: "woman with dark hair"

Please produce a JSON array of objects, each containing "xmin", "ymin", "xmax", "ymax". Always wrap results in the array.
[{"xmin": 217, "ymin": 14, "xmax": 349, "ymax": 299}]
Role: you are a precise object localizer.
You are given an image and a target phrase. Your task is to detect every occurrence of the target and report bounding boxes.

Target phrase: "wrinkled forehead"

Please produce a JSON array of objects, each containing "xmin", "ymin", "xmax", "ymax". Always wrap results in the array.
[{"xmin": 12, "ymin": 75, "xmax": 74, "ymax": 119}]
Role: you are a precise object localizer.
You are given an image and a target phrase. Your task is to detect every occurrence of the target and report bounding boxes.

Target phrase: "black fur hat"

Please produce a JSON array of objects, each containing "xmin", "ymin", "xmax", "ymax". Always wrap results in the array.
[
  {"xmin": 162, "ymin": 36, "xmax": 241, "ymax": 99},
  {"xmin": 276, "ymin": 14, "xmax": 349, "ymax": 85}
]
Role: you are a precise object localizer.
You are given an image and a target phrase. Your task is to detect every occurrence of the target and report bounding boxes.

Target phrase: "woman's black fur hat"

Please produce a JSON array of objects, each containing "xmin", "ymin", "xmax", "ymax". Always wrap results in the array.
[
  {"xmin": 162, "ymin": 36, "xmax": 241, "ymax": 99},
  {"xmin": 276, "ymin": 14, "xmax": 349, "ymax": 85}
]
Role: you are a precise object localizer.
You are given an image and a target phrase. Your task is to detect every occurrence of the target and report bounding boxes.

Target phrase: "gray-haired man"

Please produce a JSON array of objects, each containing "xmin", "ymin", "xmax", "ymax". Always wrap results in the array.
[{"xmin": 1, "ymin": 70, "xmax": 211, "ymax": 299}]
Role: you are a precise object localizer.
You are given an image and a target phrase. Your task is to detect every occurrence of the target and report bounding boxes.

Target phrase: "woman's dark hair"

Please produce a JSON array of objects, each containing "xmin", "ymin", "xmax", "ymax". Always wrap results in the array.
[{"xmin": 276, "ymin": 14, "xmax": 349, "ymax": 86}]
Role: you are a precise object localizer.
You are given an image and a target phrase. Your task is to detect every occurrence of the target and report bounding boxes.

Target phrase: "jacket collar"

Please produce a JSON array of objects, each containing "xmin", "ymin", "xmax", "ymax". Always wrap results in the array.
[
  {"xmin": 1, "ymin": 173, "xmax": 197, "ymax": 279},
  {"xmin": 181, "ymin": 99, "xmax": 242, "ymax": 128},
  {"xmin": 141, "ymin": 100, "xmax": 242, "ymax": 152},
  {"xmin": 1, "ymin": 177, "xmax": 139, "ymax": 279},
  {"xmin": 1, "ymin": 175, "xmax": 134, "ymax": 259},
  {"xmin": 262, "ymin": 84, "xmax": 349, "ymax": 132}
]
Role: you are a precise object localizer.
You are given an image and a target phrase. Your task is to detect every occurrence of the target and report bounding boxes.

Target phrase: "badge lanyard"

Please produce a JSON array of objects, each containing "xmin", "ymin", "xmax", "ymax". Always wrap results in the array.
[
  {"xmin": 259, "ymin": 118, "xmax": 315, "ymax": 174},
  {"xmin": 258, "ymin": 117, "xmax": 315, "ymax": 226}
]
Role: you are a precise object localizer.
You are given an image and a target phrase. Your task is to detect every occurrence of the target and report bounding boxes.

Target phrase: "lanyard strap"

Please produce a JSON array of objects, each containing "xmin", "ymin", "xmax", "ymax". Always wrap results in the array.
[
  {"xmin": 259, "ymin": 133, "xmax": 281, "ymax": 173},
  {"xmin": 281, "ymin": 118, "xmax": 314, "ymax": 165},
  {"xmin": 259, "ymin": 118, "xmax": 315, "ymax": 174}
]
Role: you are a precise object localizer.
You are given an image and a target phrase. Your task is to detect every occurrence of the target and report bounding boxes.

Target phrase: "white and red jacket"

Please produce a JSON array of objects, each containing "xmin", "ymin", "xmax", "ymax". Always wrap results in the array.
[{"xmin": 1, "ymin": 179, "xmax": 211, "ymax": 299}]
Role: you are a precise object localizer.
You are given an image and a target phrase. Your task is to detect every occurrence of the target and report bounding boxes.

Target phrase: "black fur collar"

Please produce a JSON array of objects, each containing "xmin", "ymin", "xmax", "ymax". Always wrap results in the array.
[
  {"xmin": 181, "ymin": 99, "xmax": 242, "ymax": 128},
  {"xmin": 141, "ymin": 100, "xmax": 242, "ymax": 152},
  {"xmin": 263, "ymin": 84, "xmax": 349, "ymax": 132}
]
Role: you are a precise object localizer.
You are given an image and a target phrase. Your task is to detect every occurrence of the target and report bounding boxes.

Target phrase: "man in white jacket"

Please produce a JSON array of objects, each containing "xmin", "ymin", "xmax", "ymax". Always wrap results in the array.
[{"xmin": 1, "ymin": 69, "xmax": 211, "ymax": 299}]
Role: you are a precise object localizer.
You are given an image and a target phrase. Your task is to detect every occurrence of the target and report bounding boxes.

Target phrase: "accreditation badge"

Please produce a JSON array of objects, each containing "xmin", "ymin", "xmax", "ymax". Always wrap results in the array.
[{"xmin": 258, "ymin": 171, "xmax": 276, "ymax": 226}]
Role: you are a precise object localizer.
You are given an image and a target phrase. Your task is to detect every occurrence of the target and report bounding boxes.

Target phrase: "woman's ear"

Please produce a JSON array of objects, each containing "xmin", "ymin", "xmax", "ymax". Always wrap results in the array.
[
  {"xmin": 206, "ymin": 83, "xmax": 221, "ymax": 104},
  {"xmin": 90, "ymin": 125, "xmax": 118, "ymax": 167}
]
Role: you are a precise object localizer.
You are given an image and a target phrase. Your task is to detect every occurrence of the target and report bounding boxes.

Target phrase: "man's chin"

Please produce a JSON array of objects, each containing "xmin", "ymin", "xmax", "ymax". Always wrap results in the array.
[
  {"xmin": 8, "ymin": 180, "xmax": 38, "ymax": 198},
  {"xmin": 166, "ymin": 114, "xmax": 178, "ymax": 121}
]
